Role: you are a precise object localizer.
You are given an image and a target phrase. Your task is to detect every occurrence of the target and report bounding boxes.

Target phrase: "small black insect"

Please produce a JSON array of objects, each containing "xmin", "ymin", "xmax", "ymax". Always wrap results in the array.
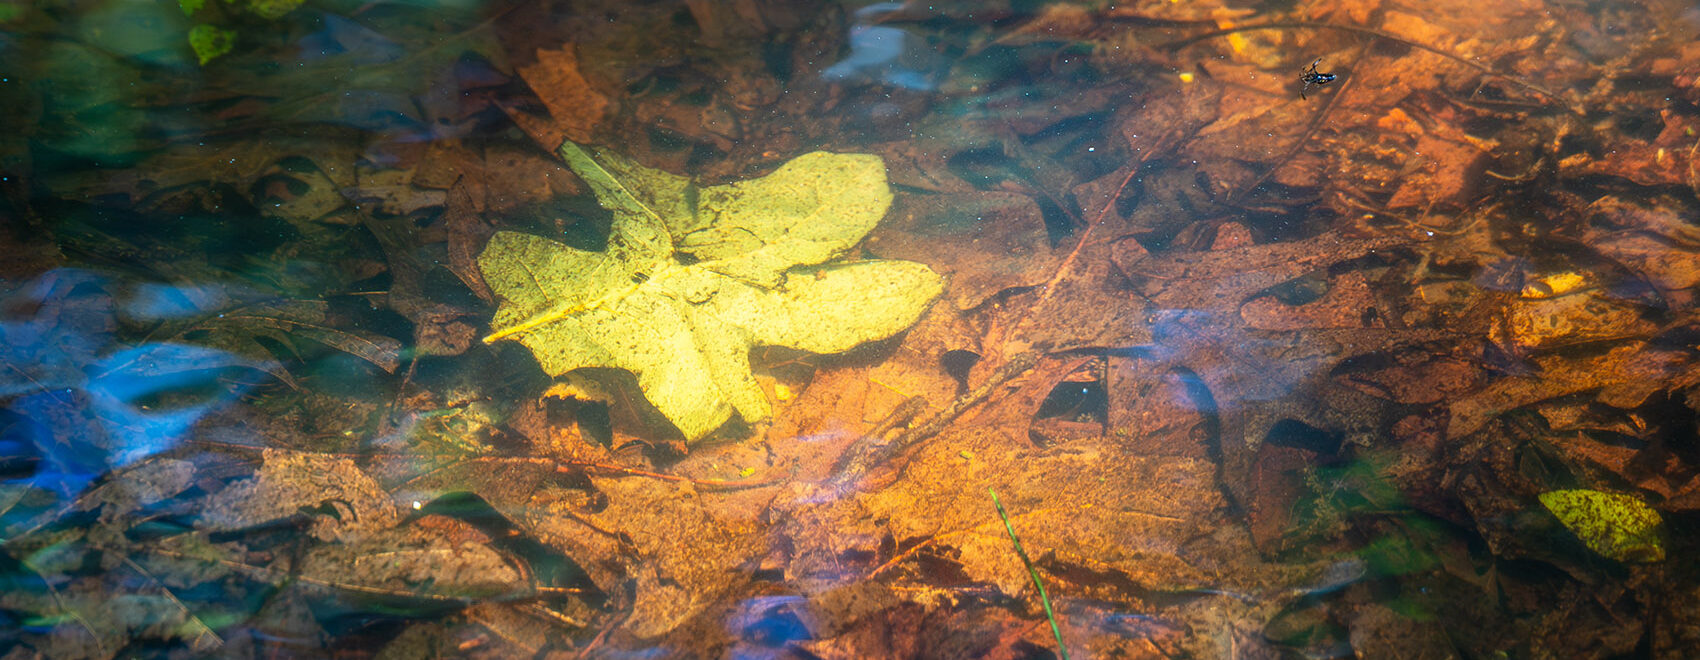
[{"xmin": 1299, "ymin": 58, "xmax": 1336, "ymax": 100}]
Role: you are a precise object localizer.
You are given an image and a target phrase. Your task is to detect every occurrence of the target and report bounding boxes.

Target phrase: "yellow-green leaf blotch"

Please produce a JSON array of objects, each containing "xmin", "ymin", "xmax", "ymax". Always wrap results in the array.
[
  {"xmin": 479, "ymin": 143, "xmax": 942, "ymax": 441},
  {"xmin": 1538, "ymin": 489, "xmax": 1665, "ymax": 563},
  {"xmin": 187, "ymin": 24, "xmax": 234, "ymax": 65},
  {"xmin": 246, "ymin": 0, "xmax": 304, "ymax": 19}
]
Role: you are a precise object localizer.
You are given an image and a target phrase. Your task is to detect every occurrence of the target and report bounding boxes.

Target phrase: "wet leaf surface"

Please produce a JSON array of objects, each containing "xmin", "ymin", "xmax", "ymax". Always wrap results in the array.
[{"xmin": 8, "ymin": 0, "xmax": 1700, "ymax": 657}]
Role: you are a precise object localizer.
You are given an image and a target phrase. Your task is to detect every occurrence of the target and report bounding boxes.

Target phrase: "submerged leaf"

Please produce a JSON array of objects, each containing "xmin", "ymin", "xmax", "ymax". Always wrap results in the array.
[
  {"xmin": 246, "ymin": 0, "xmax": 303, "ymax": 20},
  {"xmin": 553, "ymin": 142, "xmax": 894, "ymax": 288},
  {"xmin": 1538, "ymin": 489, "xmax": 1665, "ymax": 563},
  {"xmin": 479, "ymin": 144, "xmax": 942, "ymax": 440},
  {"xmin": 187, "ymin": 25, "xmax": 234, "ymax": 66}
]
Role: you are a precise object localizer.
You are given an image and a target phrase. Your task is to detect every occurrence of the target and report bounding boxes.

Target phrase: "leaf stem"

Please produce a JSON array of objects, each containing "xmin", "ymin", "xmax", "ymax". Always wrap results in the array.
[{"xmin": 989, "ymin": 487, "xmax": 1068, "ymax": 660}]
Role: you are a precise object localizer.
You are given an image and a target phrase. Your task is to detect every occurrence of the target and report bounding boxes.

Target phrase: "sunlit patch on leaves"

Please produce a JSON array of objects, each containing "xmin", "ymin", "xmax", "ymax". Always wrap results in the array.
[
  {"xmin": 479, "ymin": 142, "xmax": 943, "ymax": 440},
  {"xmin": 1538, "ymin": 489, "xmax": 1665, "ymax": 563}
]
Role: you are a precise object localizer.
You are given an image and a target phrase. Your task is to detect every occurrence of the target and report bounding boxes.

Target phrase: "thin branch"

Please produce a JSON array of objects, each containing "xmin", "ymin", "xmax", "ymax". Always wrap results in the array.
[
  {"xmin": 1228, "ymin": 37, "xmax": 1372, "ymax": 205},
  {"xmin": 117, "ymin": 554, "xmax": 226, "ymax": 652},
  {"xmin": 990, "ymin": 488, "xmax": 1068, "ymax": 660},
  {"xmin": 1160, "ymin": 21, "xmax": 1579, "ymax": 113},
  {"xmin": 827, "ymin": 353, "xmax": 1038, "ymax": 490}
]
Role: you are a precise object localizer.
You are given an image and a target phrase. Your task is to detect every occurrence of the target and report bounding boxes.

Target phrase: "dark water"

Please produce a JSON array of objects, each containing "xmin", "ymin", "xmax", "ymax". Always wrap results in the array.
[{"xmin": 4, "ymin": 0, "xmax": 1700, "ymax": 657}]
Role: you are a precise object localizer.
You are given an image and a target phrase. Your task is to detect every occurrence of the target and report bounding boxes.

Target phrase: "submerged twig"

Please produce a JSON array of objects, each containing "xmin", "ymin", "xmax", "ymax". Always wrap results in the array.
[
  {"xmin": 557, "ymin": 460, "xmax": 786, "ymax": 490},
  {"xmin": 828, "ymin": 352, "xmax": 1039, "ymax": 490},
  {"xmin": 828, "ymin": 395, "xmax": 929, "ymax": 478},
  {"xmin": 894, "ymin": 351, "xmax": 1038, "ymax": 448},
  {"xmin": 1160, "ymin": 21, "xmax": 1578, "ymax": 113},
  {"xmin": 1228, "ymin": 38, "xmax": 1371, "ymax": 205},
  {"xmin": 990, "ymin": 487, "xmax": 1068, "ymax": 660},
  {"xmin": 116, "ymin": 554, "xmax": 225, "ymax": 652},
  {"xmin": 991, "ymin": 157, "xmax": 1143, "ymax": 357}
]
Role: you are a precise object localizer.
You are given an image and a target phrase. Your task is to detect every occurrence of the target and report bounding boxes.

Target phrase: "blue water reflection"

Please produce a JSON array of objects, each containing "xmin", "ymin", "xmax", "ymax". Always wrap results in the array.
[
  {"xmin": 727, "ymin": 595, "xmax": 811, "ymax": 658},
  {"xmin": 822, "ymin": 3, "xmax": 947, "ymax": 90},
  {"xmin": 1, "ymin": 270, "xmax": 274, "ymax": 497}
]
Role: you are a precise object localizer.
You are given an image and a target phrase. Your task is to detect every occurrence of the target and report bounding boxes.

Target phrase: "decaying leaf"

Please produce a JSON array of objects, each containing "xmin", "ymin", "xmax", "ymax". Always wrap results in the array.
[
  {"xmin": 172, "ymin": 298, "xmax": 404, "ymax": 376},
  {"xmin": 516, "ymin": 45, "xmax": 609, "ymax": 144},
  {"xmin": 198, "ymin": 449, "xmax": 399, "ymax": 543},
  {"xmin": 479, "ymin": 142, "xmax": 944, "ymax": 440},
  {"xmin": 292, "ymin": 528, "xmax": 534, "ymax": 606},
  {"xmin": 1538, "ymin": 489, "xmax": 1665, "ymax": 563}
]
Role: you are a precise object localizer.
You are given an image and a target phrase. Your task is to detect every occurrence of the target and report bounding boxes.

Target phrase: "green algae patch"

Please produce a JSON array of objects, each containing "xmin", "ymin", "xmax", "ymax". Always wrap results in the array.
[
  {"xmin": 1538, "ymin": 489, "xmax": 1665, "ymax": 563},
  {"xmin": 479, "ymin": 142, "xmax": 942, "ymax": 441}
]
